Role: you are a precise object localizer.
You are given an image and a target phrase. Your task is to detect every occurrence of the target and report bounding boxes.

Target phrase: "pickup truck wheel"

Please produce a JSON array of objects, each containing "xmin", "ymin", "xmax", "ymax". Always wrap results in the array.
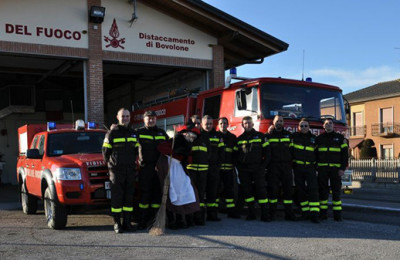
[
  {"xmin": 44, "ymin": 187, "xmax": 67, "ymax": 229},
  {"xmin": 21, "ymin": 183, "xmax": 37, "ymax": 214}
]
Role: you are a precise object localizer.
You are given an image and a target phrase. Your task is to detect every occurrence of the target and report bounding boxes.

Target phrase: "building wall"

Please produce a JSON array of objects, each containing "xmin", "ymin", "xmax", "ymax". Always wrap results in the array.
[{"xmin": 350, "ymin": 96, "xmax": 400, "ymax": 159}]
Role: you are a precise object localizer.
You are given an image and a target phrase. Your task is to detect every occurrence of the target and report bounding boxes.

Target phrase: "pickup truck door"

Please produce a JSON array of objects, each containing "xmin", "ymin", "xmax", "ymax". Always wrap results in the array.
[
  {"xmin": 30, "ymin": 135, "xmax": 45, "ymax": 197},
  {"xmin": 24, "ymin": 136, "xmax": 39, "ymax": 195}
]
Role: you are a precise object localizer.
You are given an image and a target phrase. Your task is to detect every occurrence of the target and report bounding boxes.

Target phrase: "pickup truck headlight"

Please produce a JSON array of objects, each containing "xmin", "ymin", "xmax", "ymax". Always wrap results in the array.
[{"xmin": 55, "ymin": 168, "xmax": 82, "ymax": 180}]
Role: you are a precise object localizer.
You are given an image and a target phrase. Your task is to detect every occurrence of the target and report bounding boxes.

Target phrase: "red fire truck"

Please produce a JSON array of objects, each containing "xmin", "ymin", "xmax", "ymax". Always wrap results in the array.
[
  {"xmin": 16, "ymin": 121, "xmax": 110, "ymax": 229},
  {"xmin": 132, "ymin": 77, "xmax": 349, "ymax": 136}
]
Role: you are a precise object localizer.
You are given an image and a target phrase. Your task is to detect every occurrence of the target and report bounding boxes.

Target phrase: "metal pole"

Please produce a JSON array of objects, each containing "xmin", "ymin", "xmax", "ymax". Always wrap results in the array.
[{"xmin": 83, "ymin": 60, "xmax": 88, "ymax": 122}]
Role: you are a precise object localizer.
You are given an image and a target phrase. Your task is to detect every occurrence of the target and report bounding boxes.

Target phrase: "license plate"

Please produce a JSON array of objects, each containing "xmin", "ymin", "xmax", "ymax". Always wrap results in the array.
[
  {"xmin": 104, "ymin": 181, "xmax": 111, "ymax": 190},
  {"xmin": 106, "ymin": 190, "xmax": 111, "ymax": 199}
]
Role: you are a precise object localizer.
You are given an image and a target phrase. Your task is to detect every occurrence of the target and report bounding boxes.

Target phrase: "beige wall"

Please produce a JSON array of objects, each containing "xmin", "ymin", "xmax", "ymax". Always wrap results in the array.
[{"xmin": 350, "ymin": 96, "xmax": 400, "ymax": 159}]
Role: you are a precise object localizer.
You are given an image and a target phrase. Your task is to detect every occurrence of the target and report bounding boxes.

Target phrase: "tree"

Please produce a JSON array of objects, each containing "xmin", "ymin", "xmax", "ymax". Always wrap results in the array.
[{"xmin": 359, "ymin": 139, "xmax": 377, "ymax": 159}]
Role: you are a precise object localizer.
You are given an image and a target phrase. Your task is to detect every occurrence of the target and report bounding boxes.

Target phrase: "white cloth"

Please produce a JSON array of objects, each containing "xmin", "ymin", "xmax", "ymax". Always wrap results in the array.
[{"xmin": 168, "ymin": 157, "xmax": 196, "ymax": 206}]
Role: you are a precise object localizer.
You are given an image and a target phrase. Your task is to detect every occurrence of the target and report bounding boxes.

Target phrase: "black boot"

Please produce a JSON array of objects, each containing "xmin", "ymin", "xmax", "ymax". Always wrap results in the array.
[
  {"xmin": 194, "ymin": 208, "xmax": 205, "ymax": 226},
  {"xmin": 122, "ymin": 212, "xmax": 136, "ymax": 232},
  {"xmin": 185, "ymin": 214, "xmax": 194, "ymax": 227},
  {"xmin": 319, "ymin": 209, "xmax": 328, "ymax": 221},
  {"xmin": 227, "ymin": 208, "xmax": 241, "ymax": 219},
  {"xmin": 176, "ymin": 214, "xmax": 188, "ymax": 229},
  {"xmin": 207, "ymin": 208, "xmax": 221, "ymax": 221},
  {"xmin": 112, "ymin": 213, "xmax": 123, "ymax": 234},
  {"xmin": 284, "ymin": 204, "xmax": 297, "ymax": 221},
  {"xmin": 300, "ymin": 210, "xmax": 310, "ymax": 221},
  {"xmin": 333, "ymin": 211, "xmax": 343, "ymax": 222},
  {"xmin": 268, "ymin": 203, "xmax": 277, "ymax": 222},
  {"xmin": 310, "ymin": 212, "xmax": 320, "ymax": 223},
  {"xmin": 246, "ymin": 202, "xmax": 256, "ymax": 221},
  {"xmin": 137, "ymin": 209, "xmax": 149, "ymax": 230},
  {"xmin": 167, "ymin": 211, "xmax": 177, "ymax": 230},
  {"xmin": 260, "ymin": 204, "xmax": 269, "ymax": 222}
]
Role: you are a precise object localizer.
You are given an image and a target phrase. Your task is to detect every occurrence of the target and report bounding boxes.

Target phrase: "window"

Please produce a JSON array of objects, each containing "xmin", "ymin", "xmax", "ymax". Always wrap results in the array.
[
  {"xmin": 381, "ymin": 144, "xmax": 393, "ymax": 159},
  {"xmin": 235, "ymin": 87, "xmax": 259, "ymax": 117},
  {"xmin": 38, "ymin": 135, "xmax": 45, "ymax": 156},
  {"xmin": 380, "ymin": 107, "xmax": 393, "ymax": 134},
  {"xmin": 203, "ymin": 95, "xmax": 221, "ymax": 119},
  {"xmin": 47, "ymin": 132, "xmax": 105, "ymax": 156},
  {"xmin": 260, "ymin": 83, "xmax": 345, "ymax": 123},
  {"xmin": 353, "ymin": 112, "xmax": 363, "ymax": 136},
  {"xmin": 30, "ymin": 136, "xmax": 39, "ymax": 149},
  {"xmin": 156, "ymin": 115, "xmax": 185, "ymax": 137}
]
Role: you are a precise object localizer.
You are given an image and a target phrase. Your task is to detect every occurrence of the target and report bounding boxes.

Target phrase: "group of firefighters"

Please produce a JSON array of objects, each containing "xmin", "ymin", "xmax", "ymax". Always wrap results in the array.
[{"xmin": 102, "ymin": 108, "xmax": 348, "ymax": 234}]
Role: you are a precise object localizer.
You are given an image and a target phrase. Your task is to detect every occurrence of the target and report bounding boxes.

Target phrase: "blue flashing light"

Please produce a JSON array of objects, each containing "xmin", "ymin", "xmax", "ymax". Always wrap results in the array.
[
  {"xmin": 80, "ymin": 183, "xmax": 84, "ymax": 190},
  {"xmin": 88, "ymin": 122, "xmax": 96, "ymax": 129},
  {"xmin": 47, "ymin": 122, "xmax": 56, "ymax": 131},
  {"xmin": 229, "ymin": 67, "xmax": 237, "ymax": 76},
  {"xmin": 306, "ymin": 77, "xmax": 313, "ymax": 82}
]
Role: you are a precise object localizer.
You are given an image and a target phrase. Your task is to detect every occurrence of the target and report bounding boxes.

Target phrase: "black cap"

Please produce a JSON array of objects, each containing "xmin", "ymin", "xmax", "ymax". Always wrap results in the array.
[{"xmin": 143, "ymin": 110, "xmax": 156, "ymax": 117}]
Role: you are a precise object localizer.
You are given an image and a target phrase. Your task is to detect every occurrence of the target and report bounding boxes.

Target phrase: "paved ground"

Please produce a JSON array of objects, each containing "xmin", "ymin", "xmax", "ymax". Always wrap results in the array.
[
  {"xmin": 1, "ymin": 206, "xmax": 400, "ymax": 259},
  {"xmin": 1, "ymin": 183, "xmax": 400, "ymax": 259}
]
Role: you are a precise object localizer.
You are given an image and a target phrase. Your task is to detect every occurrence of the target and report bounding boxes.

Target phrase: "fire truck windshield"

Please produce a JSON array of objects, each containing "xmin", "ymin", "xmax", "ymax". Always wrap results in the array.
[
  {"xmin": 260, "ymin": 83, "xmax": 346, "ymax": 124},
  {"xmin": 47, "ymin": 132, "xmax": 105, "ymax": 156}
]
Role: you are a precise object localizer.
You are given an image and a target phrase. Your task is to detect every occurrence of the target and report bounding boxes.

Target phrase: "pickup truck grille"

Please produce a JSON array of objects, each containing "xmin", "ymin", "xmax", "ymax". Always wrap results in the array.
[
  {"xmin": 87, "ymin": 165, "xmax": 108, "ymax": 172},
  {"xmin": 87, "ymin": 165, "xmax": 109, "ymax": 185}
]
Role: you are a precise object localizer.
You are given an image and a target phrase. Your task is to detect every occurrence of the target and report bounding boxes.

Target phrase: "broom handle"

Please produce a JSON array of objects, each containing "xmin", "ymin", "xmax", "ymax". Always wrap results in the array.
[{"xmin": 161, "ymin": 128, "xmax": 176, "ymax": 208}]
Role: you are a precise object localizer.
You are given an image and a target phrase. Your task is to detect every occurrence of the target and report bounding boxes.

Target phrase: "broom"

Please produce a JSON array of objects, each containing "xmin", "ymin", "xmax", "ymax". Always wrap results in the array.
[{"xmin": 149, "ymin": 127, "xmax": 176, "ymax": 236}]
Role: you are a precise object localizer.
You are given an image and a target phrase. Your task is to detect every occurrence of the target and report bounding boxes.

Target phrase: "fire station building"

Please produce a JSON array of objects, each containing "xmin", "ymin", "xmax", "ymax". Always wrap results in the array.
[{"xmin": 0, "ymin": 0, "xmax": 288, "ymax": 184}]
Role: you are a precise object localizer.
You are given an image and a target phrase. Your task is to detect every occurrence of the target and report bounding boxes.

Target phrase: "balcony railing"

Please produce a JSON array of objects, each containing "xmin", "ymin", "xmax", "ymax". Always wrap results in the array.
[
  {"xmin": 349, "ymin": 125, "xmax": 366, "ymax": 136},
  {"xmin": 371, "ymin": 122, "xmax": 400, "ymax": 137}
]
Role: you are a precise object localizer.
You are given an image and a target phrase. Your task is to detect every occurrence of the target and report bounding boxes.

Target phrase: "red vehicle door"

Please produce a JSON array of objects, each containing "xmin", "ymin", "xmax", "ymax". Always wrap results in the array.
[{"xmin": 29, "ymin": 135, "xmax": 45, "ymax": 197}]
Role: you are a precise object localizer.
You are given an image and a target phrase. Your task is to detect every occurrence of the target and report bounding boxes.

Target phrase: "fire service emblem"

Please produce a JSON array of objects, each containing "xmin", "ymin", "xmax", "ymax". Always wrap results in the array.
[{"xmin": 104, "ymin": 19, "xmax": 125, "ymax": 49}]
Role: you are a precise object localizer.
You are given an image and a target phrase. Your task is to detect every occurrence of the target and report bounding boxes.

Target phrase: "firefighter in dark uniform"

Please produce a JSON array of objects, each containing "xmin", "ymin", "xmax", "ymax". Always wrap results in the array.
[
  {"xmin": 265, "ymin": 115, "xmax": 297, "ymax": 221},
  {"xmin": 136, "ymin": 110, "xmax": 169, "ymax": 229},
  {"xmin": 235, "ymin": 116, "xmax": 270, "ymax": 221},
  {"xmin": 290, "ymin": 118, "xmax": 320, "ymax": 223},
  {"xmin": 186, "ymin": 119, "xmax": 212, "ymax": 225},
  {"xmin": 102, "ymin": 108, "xmax": 138, "ymax": 233},
  {"xmin": 316, "ymin": 118, "xmax": 348, "ymax": 221},
  {"xmin": 201, "ymin": 115, "xmax": 225, "ymax": 222},
  {"xmin": 217, "ymin": 117, "xmax": 240, "ymax": 218}
]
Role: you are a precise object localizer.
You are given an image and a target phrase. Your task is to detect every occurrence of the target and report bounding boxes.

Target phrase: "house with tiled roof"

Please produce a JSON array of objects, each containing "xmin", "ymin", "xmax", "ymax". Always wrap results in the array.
[{"xmin": 344, "ymin": 79, "xmax": 400, "ymax": 159}]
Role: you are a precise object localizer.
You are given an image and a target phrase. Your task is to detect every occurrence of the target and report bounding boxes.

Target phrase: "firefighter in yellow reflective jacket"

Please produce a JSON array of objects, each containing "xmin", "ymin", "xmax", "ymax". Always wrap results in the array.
[
  {"xmin": 102, "ymin": 108, "xmax": 138, "ymax": 233},
  {"xmin": 217, "ymin": 117, "xmax": 240, "ymax": 219},
  {"xmin": 202, "ymin": 115, "xmax": 225, "ymax": 222},
  {"xmin": 316, "ymin": 118, "xmax": 348, "ymax": 221},
  {"xmin": 290, "ymin": 118, "xmax": 320, "ymax": 223},
  {"xmin": 235, "ymin": 116, "xmax": 270, "ymax": 221},
  {"xmin": 136, "ymin": 110, "xmax": 169, "ymax": 229},
  {"xmin": 265, "ymin": 115, "xmax": 297, "ymax": 221},
  {"xmin": 187, "ymin": 117, "xmax": 212, "ymax": 225}
]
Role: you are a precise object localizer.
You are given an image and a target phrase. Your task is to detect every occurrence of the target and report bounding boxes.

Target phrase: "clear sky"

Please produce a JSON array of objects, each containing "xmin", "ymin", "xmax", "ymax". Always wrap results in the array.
[{"xmin": 203, "ymin": 0, "xmax": 400, "ymax": 94}]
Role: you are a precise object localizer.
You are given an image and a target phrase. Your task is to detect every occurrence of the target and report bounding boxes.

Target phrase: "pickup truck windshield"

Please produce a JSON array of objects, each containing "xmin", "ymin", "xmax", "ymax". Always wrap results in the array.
[
  {"xmin": 260, "ymin": 83, "xmax": 346, "ymax": 124},
  {"xmin": 47, "ymin": 132, "xmax": 105, "ymax": 156}
]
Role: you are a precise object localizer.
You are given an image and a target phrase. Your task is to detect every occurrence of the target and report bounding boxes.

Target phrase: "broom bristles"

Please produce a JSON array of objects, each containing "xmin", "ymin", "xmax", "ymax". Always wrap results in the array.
[
  {"xmin": 149, "ymin": 128, "xmax": 176, "ymax": 236},
  {"xmin": 149, "ymin": 194, "xmax": 168, "ymax": 236}
]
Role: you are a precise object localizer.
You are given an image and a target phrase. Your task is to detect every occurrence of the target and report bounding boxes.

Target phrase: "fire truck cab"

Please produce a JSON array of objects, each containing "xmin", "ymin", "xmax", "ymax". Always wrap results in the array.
[
  {"xmin": 133, "ymin": 77, "xmax": 348, "ymax": 136},
  {"xmin": 16, "ymin": 120, "xmax": 109, "ymax": 229},
  {"xmin": 132, "ymin": 76, "xmax": 352, "ymax": 191}
]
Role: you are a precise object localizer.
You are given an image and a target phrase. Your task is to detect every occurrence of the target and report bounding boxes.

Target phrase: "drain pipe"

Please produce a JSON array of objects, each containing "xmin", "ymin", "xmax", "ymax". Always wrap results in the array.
[{"xmin": 83, "ymin": 61, "xmax": 88, "ymax": 122}]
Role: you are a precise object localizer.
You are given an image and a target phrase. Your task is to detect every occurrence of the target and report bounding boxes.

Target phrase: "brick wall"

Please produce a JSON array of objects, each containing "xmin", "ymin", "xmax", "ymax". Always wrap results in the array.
[
  {"xmin": 211, "ymin": 45, "xmax": 225, "ymax": 89},
  {"xmin": 86, "ymin": 0, "xmax": 104, "ymax": 125}
]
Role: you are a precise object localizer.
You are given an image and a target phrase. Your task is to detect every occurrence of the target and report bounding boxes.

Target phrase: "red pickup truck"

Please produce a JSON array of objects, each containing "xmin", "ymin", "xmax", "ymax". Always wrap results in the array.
[{"xmin": 16, "ymin": 121, "xmax": 110, "ymax": 229}]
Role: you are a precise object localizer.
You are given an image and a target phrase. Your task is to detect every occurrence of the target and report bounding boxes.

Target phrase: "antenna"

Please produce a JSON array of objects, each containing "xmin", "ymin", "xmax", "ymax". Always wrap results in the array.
[
  {"xmin": 302, "ymin": 49, "xmax": 305, "ymax": 81},
  {"xmin": 70, "ymin": 100, "xmax": 75, "ymax": 128}
]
